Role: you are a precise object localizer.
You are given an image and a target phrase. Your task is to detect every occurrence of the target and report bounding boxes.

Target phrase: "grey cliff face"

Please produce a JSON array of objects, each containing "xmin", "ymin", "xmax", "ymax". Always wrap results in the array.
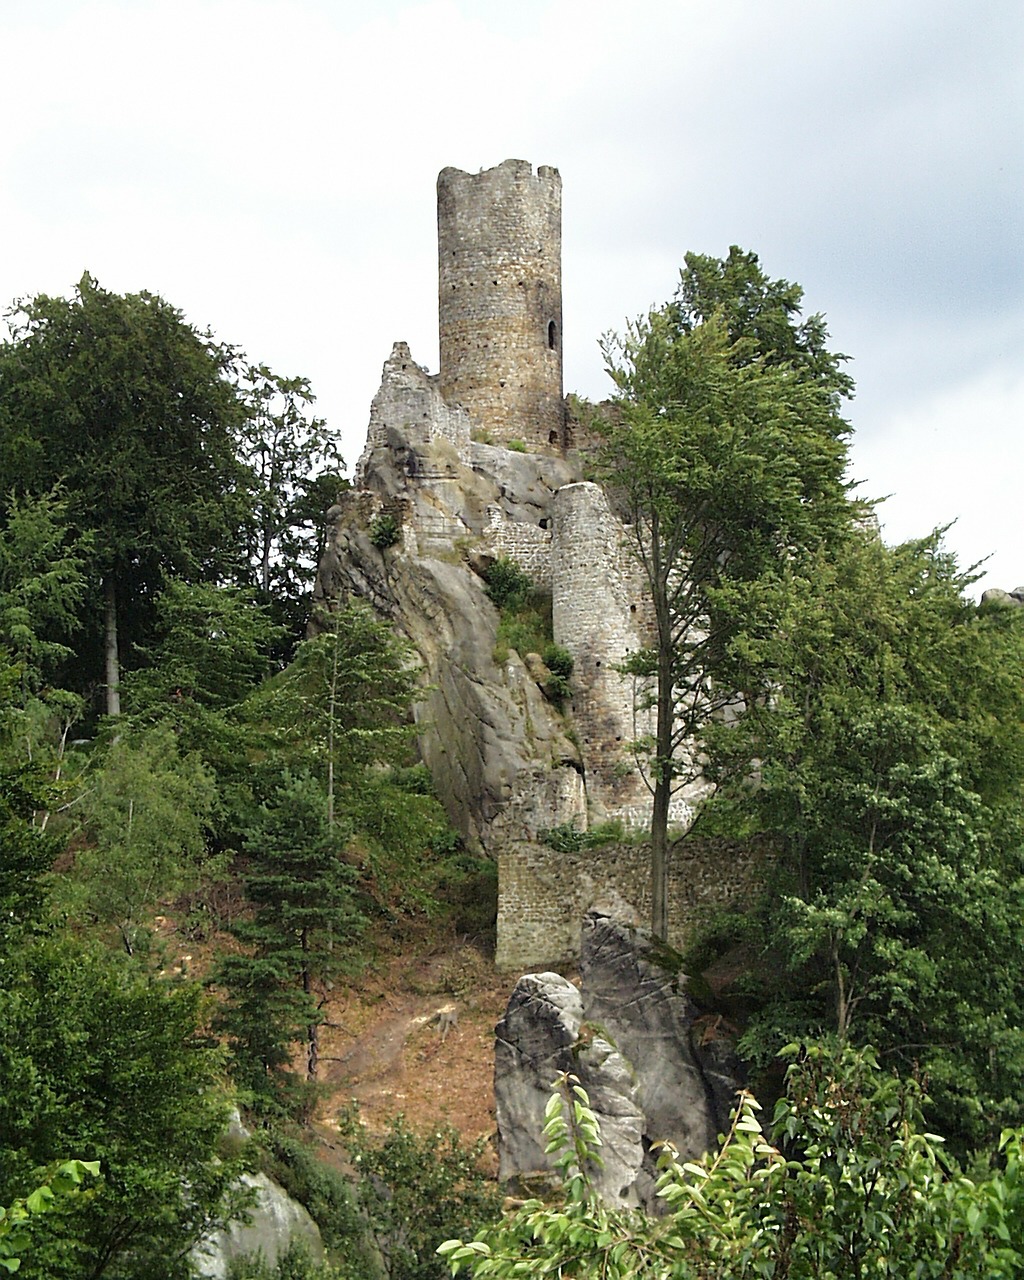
[{"xmin": 314, "ymin": 394, "xmax": 586, "ymax": 854}]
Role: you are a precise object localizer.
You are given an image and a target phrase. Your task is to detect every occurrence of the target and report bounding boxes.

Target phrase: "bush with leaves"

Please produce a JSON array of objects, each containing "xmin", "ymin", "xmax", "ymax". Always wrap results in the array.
[
  {"xmin": 338, "ymin": 1111, "xmax": 501, "ymax": 1280},
  {"xmin": 227, "ymin": 1242, "xmax": 346, "ymax": 1280},
  {"xmin": 482, "ymin": 558, "xmax": 532, "ymax": 612},
  {"xmin": 0, "ymin": 938, "xmax": 248, "ymax": 1279},
  {"xmin": 0, "ymin": 1160, "xmax": 99, "ymax": 1275},
  {"xmin": 440, "ymin": 1044, "xmax": 1024, "ymax": 1279},
  {"xmin": 257, "ymin": 1128, "xmax": 370, "ymax": 1264},
  {"xmin": 368, "ymin": 513, "xmax": 401, "ymax": 551}
]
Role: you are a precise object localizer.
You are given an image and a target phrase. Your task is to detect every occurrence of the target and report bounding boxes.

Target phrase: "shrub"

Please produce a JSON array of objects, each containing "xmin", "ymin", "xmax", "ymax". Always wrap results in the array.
[
  {"xmin": 337, "ymin": 1111, "xmax": 501, "ymax": 1280},
  {"xmin": 440, "ymin": 1051, "xmax": 1024, "ymax": 1279},
  {"xmin": 369, "ymin": 513, "xmax": 401, "ymax": 550},
  {"xmin": 541, "ymin": 643, "xmax": 574, "ymax": 705},
  {"xmin": 483, "ymin": 557, "xmax": 532, "ymax": 610},
  {"xmin": 539, "ymin": 820, "xmax": 623, "ymax": 853}
]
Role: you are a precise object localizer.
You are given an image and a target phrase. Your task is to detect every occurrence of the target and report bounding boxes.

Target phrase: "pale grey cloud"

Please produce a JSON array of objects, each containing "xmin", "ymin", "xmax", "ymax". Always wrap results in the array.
[{"xmin": 0, "ymin": 0, "xmax": 1019, "ymax": 593}]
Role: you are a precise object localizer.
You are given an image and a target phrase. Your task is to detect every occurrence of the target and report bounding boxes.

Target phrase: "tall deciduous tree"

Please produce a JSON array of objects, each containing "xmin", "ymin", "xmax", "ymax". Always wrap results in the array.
[
  {"xmin": 598, "ymin": 251, "xmax": 853, "ymax": 939},
  {"xmin": 0, "ymin": 275, "xmax": 253, "ymax": 717},
  {"xmin": 708, "ymin": 529, "xmax": 1024, "ymax": 1150}
]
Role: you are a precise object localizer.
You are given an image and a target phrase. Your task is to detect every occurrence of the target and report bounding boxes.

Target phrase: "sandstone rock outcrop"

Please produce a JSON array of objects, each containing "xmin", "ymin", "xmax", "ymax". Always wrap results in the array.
[
  {"xmin": 494, "ymin": 908, "xmax": 743, "ymax": 1211},
  {"xmin": 981, "ymin": 585, "xmax": 1024, "ymax": 607},
  {"xmin": 193, "ymin": 1112, "xmax": 325, "ymax": 1278}
]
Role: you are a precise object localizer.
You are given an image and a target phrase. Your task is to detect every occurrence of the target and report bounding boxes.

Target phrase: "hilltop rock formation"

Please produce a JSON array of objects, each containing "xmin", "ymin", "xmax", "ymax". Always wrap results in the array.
[
  {"xmin": 981, "ymin": 585, "xmax": 1024, "ymax": 607},
  {"xmin": 311, "ymin": 162, "xmax": 761, "ymax": 970}
]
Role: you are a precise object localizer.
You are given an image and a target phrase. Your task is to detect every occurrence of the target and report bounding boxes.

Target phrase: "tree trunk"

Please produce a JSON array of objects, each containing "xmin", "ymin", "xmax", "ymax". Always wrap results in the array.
[
  {"xmin": 103, "ymin": 578, "xmax": 121, "ymax": 718},
  {"xmin": 651, "ymin": 581, "xmax": 675, "ymax": 942}
]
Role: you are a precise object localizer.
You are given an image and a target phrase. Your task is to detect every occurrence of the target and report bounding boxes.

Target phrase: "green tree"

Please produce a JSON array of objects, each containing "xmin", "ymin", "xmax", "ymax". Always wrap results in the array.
[
  {"xmin": 214, "ymin": 770, "xmax": 364, "ymax": 1110},
  {"xmin": 236, "ymin": 364, "xmax": 346, "ymax": 649},
  {"xmin": 705, "ymin": 529, "xmax": 1024, "ymax": 1151},
  {"xmin": 268, "ymin": 603, "xmax": 421, "ymax": 828},
  {"xmin": 64, "ymin": 725, "xmax": 217, "ymax": 955},
  {"xmin": 338, "ymin": 1111, "xmax": 501, "ymax": 1280},
  {"xmin": 124, "ymin": 579, "xmax": 284, "ymax": 821},
  {"xmin": 0, "ymin": 274, "xmax": 253, "ymax": 717},
  {"xmin": 0, "ymin": 489, "xmax": 90, "ymax": 701},
  {"xmin": 598, "ymin": 257, "xmax": 853, "ymax": 938},
  {"xmin": 0, "ymin": 938, "xmax": 248, "ymax": 1279},
  {"xmin": 673, "ymin": 245, "xmax": 855, "ymax": 400}
]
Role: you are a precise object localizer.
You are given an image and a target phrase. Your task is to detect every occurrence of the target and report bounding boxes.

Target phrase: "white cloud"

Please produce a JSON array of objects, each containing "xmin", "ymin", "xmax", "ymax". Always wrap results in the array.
[
  {"xmin": 0, "ymin": 0, "xmax": 1020, "ymax": 595},
  {"xmin": 850, "ymin": 367, "xmax": 1024, "ymax": 596}
]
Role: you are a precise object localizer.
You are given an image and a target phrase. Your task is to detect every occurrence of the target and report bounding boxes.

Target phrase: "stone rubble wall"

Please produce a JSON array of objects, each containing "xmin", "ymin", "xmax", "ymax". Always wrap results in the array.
[
  {"xmin": 495, "ymin": 836, "xmax": 765, "ymax": 972},
  {"xmin": 355, "ymin": 342, "xmax": 471, "ymax": 487},
  {"xmin": 486, "ymin": 505, "xmax": 553, "ymax": 589},
  {"xmin": 438, "ymin": 160, "xmax": 564, "ymax": 451}
]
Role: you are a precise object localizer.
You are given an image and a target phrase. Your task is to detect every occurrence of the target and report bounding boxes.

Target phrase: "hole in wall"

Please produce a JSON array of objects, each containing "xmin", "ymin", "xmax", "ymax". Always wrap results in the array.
[
  {"xmin": 547, "ymin": 320, "xmax": 557, "ymax": 349},
  {"xmin": 548, "ymin": 430, "xmax": 559, "ymax": 445},
  {"xmin": 540, "ymin": 518, "xmax": 551, "ymax": 530}
]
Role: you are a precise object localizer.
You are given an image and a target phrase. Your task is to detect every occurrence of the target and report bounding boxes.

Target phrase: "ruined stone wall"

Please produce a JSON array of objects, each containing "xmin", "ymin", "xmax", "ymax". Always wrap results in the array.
[
  {"xmin": 438, "ymin": 160, "xmax": 564, "ymax": 451},
  {"xmin": 355, "ymin": 342, "xmax": 471, "ymax": 487},
  {"xmin": 551, "ymin": 482, "xmax": 656, "ymax": 823},
  {"xmin": 495, "ymin": 837, "xmax": 766, "ymax": 971},
  {"xmin": 486, "ymin": 506, "xmax": 553, "ymax": 589}
]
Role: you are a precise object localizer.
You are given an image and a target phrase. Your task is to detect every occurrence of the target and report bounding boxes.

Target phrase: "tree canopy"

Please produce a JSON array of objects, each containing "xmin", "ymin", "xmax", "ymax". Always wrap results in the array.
[{"xmin": 597, "ymin": 249, "xmax": 855, "ymax": 938}]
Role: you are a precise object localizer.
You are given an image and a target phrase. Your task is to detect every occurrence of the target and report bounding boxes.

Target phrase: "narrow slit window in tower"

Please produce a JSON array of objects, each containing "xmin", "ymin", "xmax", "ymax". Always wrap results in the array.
[{"xmin": 547, "ymin": 320, "xmax": 557, "ymax": 350}]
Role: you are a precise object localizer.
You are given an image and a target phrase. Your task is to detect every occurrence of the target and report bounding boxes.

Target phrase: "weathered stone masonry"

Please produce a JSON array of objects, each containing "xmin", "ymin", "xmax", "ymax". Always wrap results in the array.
[
  {"xmin": 438, "ymin": 160, "xmax": 564, "ymax": 452},
  {"xmin": 317, "ymin": 159, "xmax": 761, "ymax": 971}
]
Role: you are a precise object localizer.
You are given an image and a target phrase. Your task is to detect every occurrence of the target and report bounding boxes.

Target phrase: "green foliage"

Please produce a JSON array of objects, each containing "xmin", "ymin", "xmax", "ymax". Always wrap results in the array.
[
  {"xmin": 0, "ymin": 488, "xmax": 90, "ymax": 697},
  {"xmin": 338, "ymin": 1110, "xmax": 501, "ymax": 1280},
  {"xmin": 61, "ymin": 723, "xmax": 218, "ymax": 955},
  {"xmin": 673, "ymin": 245, "xmax": 855, "ymax": 403},
  {"xmin": 0, "ymin": 273, "xmax": 254, "ymax": 714},
  {"xmin": 539, "ymin": 643, "xmax": 573, "ymax": 705},
  {"xmin": 227, "ymin": 1245, "xmax": 346, "ymax": 1279},
  {"xmin": 506, "ymin": 440, "xmax": 527, "ymax": 453},
  {"xmin": 597, "ymin": 251, "xmax": 854, "ymax": 939},
  {"xmin": 123, "ymin": 579, "xmax": 284, "ymax": 826},
  {"xmin": 257, "ymin": 1130, "xmax": 368, "ymax": 1261},
  {"xmin": 235, "ymin": 362, "xmax": 344, "ymax": 649},
  {"xmin": 214, "ymin": 770, "xmax": 364, "ymax": 1114},
  {"xmin": 539, "ymin": 820, "xmax": 623, "ymax": 853},
  {"xmin": 492, "ymin": 590, "xmax": 552, "ymax": 670},
  {"xmin": 265, "ymin": 603, "xmax": 421, "ymax": 825},
  {"xmin": 368, "ymin": 513, "xmax": 401, "ymax": 551},
  {"xmin": 0, "ymin": 938, "xmax": 247, "ymax": 1279},
  {"xmin": 483, "ymin": 558, "xmax": 532, "ymax": 612},
  {"xmin": 705, "ymin": 529, "xmax": 1024, "ymax": 1150},
  {"xmin": 0, "ymin": 1160, "xmax": 99, "ymax": 1274},
  {"xmin": 441, "ymin": 1049, "xmax": 1024, "ymax": 1278}
]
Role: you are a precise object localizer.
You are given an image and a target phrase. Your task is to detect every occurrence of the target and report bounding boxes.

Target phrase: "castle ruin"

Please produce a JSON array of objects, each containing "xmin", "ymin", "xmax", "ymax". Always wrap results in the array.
[{"xmin": 316, "ymin": 160, "xmax": 754, "ymax": 969}]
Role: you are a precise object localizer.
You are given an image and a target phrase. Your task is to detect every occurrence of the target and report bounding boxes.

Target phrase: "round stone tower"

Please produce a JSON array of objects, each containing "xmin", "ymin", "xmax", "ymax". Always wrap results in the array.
[{"xmin": 437, "ymin": 159, "xmax": 564, "ymax": 451}]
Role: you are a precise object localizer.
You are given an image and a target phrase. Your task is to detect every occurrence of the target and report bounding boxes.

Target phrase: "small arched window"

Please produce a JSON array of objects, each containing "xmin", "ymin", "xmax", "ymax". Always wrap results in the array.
[{"xmin": 547, "ymin": 320, "xmax": 557, "ymax": 350}]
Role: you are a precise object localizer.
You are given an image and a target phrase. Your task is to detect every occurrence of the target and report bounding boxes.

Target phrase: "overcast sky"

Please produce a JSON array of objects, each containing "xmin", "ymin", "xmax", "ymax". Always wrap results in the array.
[{"xmin": 1, "ymin": 0, "xmax": 1020, "ymax": 596}]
